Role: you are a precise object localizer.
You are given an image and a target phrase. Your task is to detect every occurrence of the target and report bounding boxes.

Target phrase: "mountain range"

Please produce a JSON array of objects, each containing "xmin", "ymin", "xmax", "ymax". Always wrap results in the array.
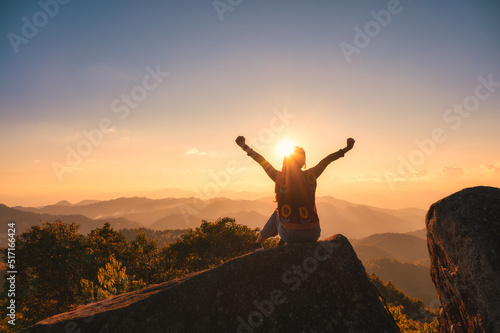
[
  {"xmin": 351, "ymin": 231, "xmax": 430, "ymax": 266},
  {"xmin": 6, "ymin": 195, "xmax": 426, "ymax": 239},
  {"xmin": 363, "ymin": 257, "xmax": 437, "ymax": 307},
  {"xmin": 1, "ymin": 196, "xmax": 435, "ymax": 307},
  {"xmin": 0, "ymin": 203, "xmax": 143, "ymax": 240},
  {"xmin": 349, "ymin": 231, "xmax": 438, "ymax": 307}
]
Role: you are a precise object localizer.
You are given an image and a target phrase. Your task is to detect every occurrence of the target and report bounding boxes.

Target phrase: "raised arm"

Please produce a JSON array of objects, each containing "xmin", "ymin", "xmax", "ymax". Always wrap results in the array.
[
  {"xmin": 235, "ymin": 136, "xmax": 278, "ymax": 181},
  {"xmin": 310, "ymin": 138, "xmax": 355, "ymax": 178}
]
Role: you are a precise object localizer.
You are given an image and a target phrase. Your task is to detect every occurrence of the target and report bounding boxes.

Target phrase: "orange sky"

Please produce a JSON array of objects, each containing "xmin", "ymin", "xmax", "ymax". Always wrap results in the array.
[{"xmin": 1, "ymin": 1, "xmax": 499, "ymax": 209}]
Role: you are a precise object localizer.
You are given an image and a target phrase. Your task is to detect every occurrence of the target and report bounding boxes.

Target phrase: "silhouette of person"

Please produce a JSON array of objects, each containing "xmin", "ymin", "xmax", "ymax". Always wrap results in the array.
[{"xmin": 236, "ymin": 136, "xmax": 355, "ymax": 251}]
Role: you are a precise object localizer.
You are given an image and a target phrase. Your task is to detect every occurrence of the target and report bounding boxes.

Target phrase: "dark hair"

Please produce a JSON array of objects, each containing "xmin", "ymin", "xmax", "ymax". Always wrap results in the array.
[{"xmin": 283, "ymin": 146, "xmax": 306, "ymax": 170}]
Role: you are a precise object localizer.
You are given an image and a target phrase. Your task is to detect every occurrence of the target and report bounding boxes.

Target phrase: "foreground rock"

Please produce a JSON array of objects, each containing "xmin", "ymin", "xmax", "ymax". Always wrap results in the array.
[
  {"xmin": 21, "ymin": 235, "xmax": 398, "ymax": 333},
  {"xmin": 426, "ymin": 186, "xmax": 500, "ymax": 333}
]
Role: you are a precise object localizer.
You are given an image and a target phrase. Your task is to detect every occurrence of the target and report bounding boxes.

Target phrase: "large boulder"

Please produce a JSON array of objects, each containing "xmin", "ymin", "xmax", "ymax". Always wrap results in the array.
[
  {"xmin": 21, "ymin": 235, "xmax": 399, "ymax": 333},
  {"xmin": 426, "ymin": 186, "xmax": 500, "ymax": 332}
]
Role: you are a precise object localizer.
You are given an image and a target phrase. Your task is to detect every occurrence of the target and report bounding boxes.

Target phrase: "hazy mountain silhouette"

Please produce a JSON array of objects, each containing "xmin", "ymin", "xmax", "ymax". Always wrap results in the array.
[
  {"xmin": 14, "ymin": 196, "xmax": 426, "ymax": 239},
  {"xmin": 73, "ymin": 199, "xmax": 102, "ymax": 206},
  {"xmin": 363, "ymin": 258, "xmax": 438, "ymax": 307},
  {"xmin": 0, "ymin": 204, "xmax": 144, "ymax": 237},
  {"xmin": 405, "ymin": 228, "xmax": 426, "ymax": 239},
  {"xmin": 149, "ymin": 210, "xmax": 268, "ymax": 230},
  {"xmin": 350, "ymin": 232, "xmax": 429, "ymax": 264},
  {"xmin": 15, "ymin": 197, "xmax": 196, "ymax": 225},
  {"xmin": 54, "ymin": 200, "xmax": 72, "ymax": 206},
  {"xmin": 317, "ymin": 203, "xmax": 423, "ymax": 238},
  {"xmin": 349, "ymin": 232, "xmax": 435, "ymax": 307},
  {"xmin": 352, "ymin": 245, "xmax": 395, "ymax": 261}
]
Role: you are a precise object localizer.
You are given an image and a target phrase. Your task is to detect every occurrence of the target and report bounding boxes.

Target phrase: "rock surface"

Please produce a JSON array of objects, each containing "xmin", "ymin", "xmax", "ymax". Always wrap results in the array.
[
  {"xmin": 21, "ymin": 235, "xmax": 399, "ymax": 333},
  {"xmin": 426, "ymin": 186, "xmax": 500, "ymax": 333}
]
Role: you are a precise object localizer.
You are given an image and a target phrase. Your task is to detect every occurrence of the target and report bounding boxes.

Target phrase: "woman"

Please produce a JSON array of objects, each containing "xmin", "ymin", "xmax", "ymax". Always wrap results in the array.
[{"xmin": 235, "ymin": 136, "xmax": 355, "ymax": 251}]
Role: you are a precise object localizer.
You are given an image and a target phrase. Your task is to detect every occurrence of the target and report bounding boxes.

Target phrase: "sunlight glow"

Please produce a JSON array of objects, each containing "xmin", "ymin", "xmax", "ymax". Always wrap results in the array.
[{"xmin": 276, "ymin": 138, "xmax": 297, "ymax": 158}]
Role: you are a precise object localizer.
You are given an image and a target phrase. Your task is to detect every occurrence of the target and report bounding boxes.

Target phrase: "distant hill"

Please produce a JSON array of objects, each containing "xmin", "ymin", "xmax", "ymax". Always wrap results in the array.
[
  {"xmin": 54, "ymin": 200, "xmax": 72, "ymax": 206},
  {"xmin": 363, "ymin": 258, "xmax": 438, "ymax": 308},
  {"xmin": 74, "ymin": 199, "xmax": 101, "ymax": 206},
  {"xmin": 0, "ymin": 204, "xmax": 144, "ymax": 244},
  {"xmin": 351, "ymin": 232, "xmax": 429, "ymax": 265},
  {"xmin": 148, "ymin": 210, "xmax": 269, "ymax": 230},
  {"xmin": 405, "ymin": 228, "xmax": 427, "ymax": 239},
  {"xmin": 317, "ymin": 202, "xmax": 425, "ymax": 239},
  {"xmin": 14, "ymin": 197, "xmax": 189, "ymax": 224},
  {"xmin": 369, "ymin": 274, "xmax": 436, "ymax": 321},
  {"xmin": 14, "ymin": 196, "xmax": 426, "ymax": 239},
  {"xmin": 352, "ymin": 245, "xmax": 395, "ymax": 261},
  {"xmin": 350, "ymin": 231, "xmax": 436, "ymax": 307}
]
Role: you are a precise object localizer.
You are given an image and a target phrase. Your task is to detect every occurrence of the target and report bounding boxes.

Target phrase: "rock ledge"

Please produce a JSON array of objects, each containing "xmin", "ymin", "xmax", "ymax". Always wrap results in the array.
[{"xmin": 22, "ymin": 234, "xmax": 399, "ymax": 333}]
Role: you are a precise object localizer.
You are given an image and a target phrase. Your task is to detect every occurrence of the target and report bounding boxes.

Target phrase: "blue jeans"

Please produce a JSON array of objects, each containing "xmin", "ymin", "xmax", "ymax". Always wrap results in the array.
[{"xmin": 260, "ymin": 211, "xmax": 321, "ymax": 244}]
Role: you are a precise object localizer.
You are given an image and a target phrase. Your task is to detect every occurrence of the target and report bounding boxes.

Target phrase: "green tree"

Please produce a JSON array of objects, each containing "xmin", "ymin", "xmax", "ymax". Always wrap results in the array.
[
  {"xmin": 119, "ymin": 228, "xmax": 187, "ymax": 246},
  {"xmin": 369, "ymin": 274, "xmax": 440, "ymax": 332},
  {"xmin": 81, "ymin": 255, "xmax": 145, "ymax": 302},
  {"xmin": 160, "ymin": 217, "xmax": 261, "ymax": 278},
  {"xmin": 389, "ymin": 305, "xmax": 440, "ymax": 333},
  {"xmin": 0, "ymin": 221, "xmax": 87, "ymax": 327},
  {"xmin": 369, "ymin": 273, "xmax": 433, "ymax": 321},
  {"xmin": 0, "ymin": 218, "xmax": 277, "ymax": 331},
  {"xmin": 84, "ymin": 222, "xmax": 130, "ymax": 276},
  {"xmin": 125, "ymin": 230, "xmax": 162, "ymax": 284}
]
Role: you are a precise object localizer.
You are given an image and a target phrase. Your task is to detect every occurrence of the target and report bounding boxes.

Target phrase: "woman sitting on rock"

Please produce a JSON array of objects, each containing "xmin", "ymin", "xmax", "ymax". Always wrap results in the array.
[{"xmin": 235, "ymin": 136, "xmax": 355, "ymax": 251}]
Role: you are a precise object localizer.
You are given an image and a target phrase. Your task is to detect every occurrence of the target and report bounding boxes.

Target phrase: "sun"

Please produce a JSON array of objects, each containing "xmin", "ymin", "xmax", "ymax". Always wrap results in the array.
[{"xmin": 276, "ymin": 138, "xmax": 297, "ymax": 158}]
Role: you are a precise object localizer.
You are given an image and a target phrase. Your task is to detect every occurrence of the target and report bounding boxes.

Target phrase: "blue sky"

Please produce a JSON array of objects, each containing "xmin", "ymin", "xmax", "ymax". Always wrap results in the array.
[{"xmin": 1, "ymin": 0, "xmax": 499, "ymax": 207}]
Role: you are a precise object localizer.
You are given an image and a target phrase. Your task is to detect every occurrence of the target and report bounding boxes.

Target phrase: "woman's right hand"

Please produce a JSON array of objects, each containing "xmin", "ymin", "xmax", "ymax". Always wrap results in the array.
[{"xmin": 235, "ymin": 136, "xmax": 246, "ymax": 147}]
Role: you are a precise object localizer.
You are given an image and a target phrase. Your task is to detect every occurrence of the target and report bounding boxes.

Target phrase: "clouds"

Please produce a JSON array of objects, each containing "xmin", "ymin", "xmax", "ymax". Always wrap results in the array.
[
  {"xmin": 441, "ymin": 167, "xmax": 465, "ymax": 178},
  {"xmin": 185, "ymin": 148, "xmax": 229, "ymax": 157},
  {"xmin": 387, "ymin": 161, "xmax": 500, "ymax": 185},
  {"xmin": 185, "ymin": 148, "xmax": 207, "ymax": 156},
  {"xmin": 481, "ymin": 161, "xmax": 500, "ymax": 175}
]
